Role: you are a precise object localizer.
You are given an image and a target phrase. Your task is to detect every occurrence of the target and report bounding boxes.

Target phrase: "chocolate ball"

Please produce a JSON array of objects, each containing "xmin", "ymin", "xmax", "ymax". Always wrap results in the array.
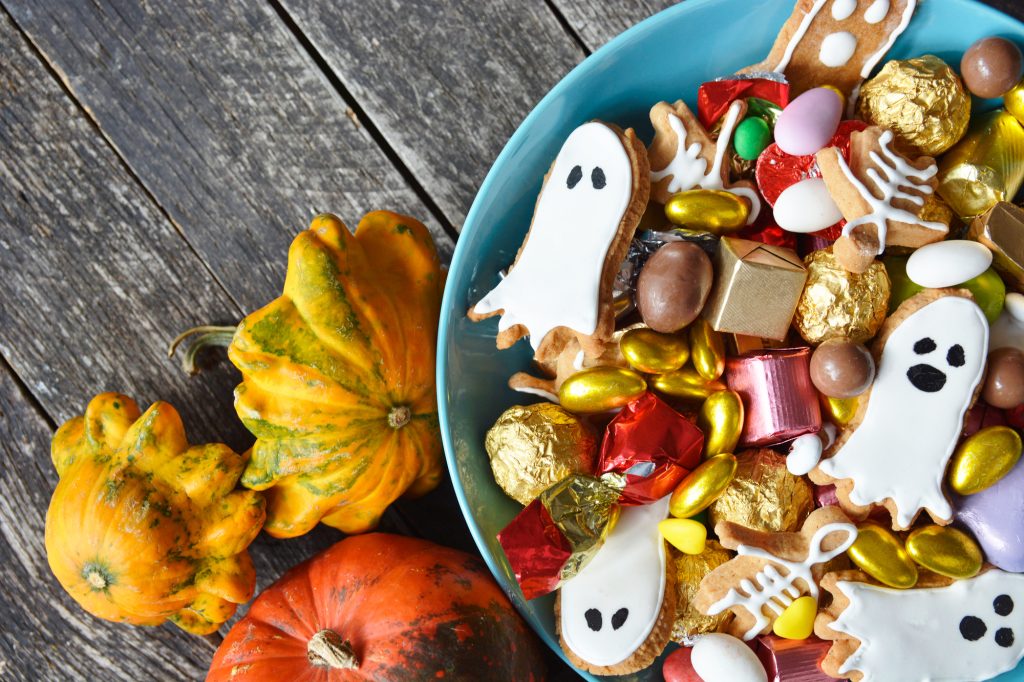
[
  {"xmin": 636, "ymin": 242, "xmax": 713, "ymax": 333},
  {"xmin": 809, "ymin": 338, "xmax": 875, "ymax": 399},
  {"xmin": 961, "ymin": 37, "xmax": 1024, "ymax": 99},
  {"xmin": 984, "ymin": 347, "xmax": 1024, "ymax": 409}
]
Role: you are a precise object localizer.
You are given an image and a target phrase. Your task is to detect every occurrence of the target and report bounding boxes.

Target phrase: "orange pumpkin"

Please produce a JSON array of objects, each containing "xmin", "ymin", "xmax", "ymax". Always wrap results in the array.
[{"xmin": 206, "ymin": 533, "xmax": 547, "ymax": 681}]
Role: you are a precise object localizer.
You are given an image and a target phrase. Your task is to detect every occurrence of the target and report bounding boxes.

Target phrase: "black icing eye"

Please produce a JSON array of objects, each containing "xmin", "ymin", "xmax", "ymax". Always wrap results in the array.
[
  {"xmin": 960, "ymin": 615, "xmax": 987, "ymax": 641},
  {"xmin": 995, "ymin": 595, "xmax": 1014, "ymax": 616},
  {"xmin": 997, "ymin": 628, "xmax": 1015, "ymax": 648},
  {"xmin": 567, "ymin": 165, "xmax": 583, "ymax": 189},
  {"xmin": 947, "ymin": 344, "xmax": 966, "ymax": 368},
  {"xmin": 907, "ymin": 364, "xmax": 947, "ymax": 393},
  {"xmin": 914, "ymin": 338, "xmax": 937, "ymax": 354},
  {"xmin": 584, "ymin": 608, "xmax": 602, "ymax": 631},
  {"xmin": 591, "ymin": 167, "xmax": 606, "ymax": 189},
  {"xmin": 611, "ymin": 607, "xmax": 629, "ymax": 630}
]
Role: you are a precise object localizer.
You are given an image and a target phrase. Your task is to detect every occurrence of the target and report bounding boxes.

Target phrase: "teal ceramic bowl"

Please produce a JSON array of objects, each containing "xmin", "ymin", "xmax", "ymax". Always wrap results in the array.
[{"xmin": 438, "ymin": 1, "xmax": 1024, "ymax": 679}]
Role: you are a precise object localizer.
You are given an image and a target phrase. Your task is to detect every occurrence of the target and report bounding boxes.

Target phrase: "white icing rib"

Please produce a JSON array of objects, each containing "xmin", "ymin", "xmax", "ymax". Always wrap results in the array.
[{"xmin": 774, "ymin": 0, "xmax": 830, "ymax": 72}]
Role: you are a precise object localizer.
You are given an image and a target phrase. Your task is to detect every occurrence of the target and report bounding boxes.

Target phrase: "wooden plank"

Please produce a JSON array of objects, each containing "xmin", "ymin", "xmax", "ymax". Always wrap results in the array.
[
  {"xmin": 0, "ymin": 360, "xmax": 214, "ymax": 681},
  {"xmin": 3, "ymin": 0, "xmax": 454, "ymax": 314},
  {"xmin": 551, "ymin": 0, "xmax": 672, "ymax": 50},
  {"xmin": 277, "ymin": 0, "xmax": 586, "ymax": 227}
]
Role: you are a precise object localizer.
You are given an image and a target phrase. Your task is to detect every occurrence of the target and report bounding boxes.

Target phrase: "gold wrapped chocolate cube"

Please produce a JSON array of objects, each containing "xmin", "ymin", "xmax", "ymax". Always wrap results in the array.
[
  {"xmin": 703, "ymin": 237, "xmax": 808, "ymax": 340},
  {"xmin": 969, "ymin": 202, "xmax": 1024, "ymax": 291}
]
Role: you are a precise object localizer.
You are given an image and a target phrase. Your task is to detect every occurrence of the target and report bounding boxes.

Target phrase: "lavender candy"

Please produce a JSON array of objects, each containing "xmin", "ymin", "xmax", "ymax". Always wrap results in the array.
[{"xmin": 955, "ymin": 454, "xmax": 1024, "ymax": 572}]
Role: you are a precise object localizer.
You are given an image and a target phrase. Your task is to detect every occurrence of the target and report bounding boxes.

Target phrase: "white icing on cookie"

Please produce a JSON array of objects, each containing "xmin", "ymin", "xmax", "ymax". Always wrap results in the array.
[
  {"xmin": 820, "ymin": 31, "xmax": 858, "ymax": 67},
  {"xmin": 560, "ymin": 496, "xmax": 670, "ymax": 667},
  {"xmin": 835, "ymin": 130, "xmax": 946, "ymax": 254},
  {"xmin": 864, "ymin": 0, "xmax": 891, "ymax": 24},
  {"xmin": 707, "ymin": 523, "xmax": 857, "ymax": 640},
  {"xmin": 512, "ymin": 386, "xmax": 559, "ymax": 403},
  {"xmin": 848, "ymin": 0, "xmax": 917, "ymax": 115},
  {"xmin": 472, "ymin": 122, "xmax": 633, "ymax": 350},
  {"xmin": 818, "ymin": 296, "xmax": 988, "ymax": 527},
  {"xmin": 831, "ymin": 0, "xmax": 858, "ymax": 20},
  {"xmin": 775, "ymin": 0, "xmax": 830, "ymax": 72},
  {"xmin": 649, "ymin": 100, "xmax": 761, "ymax": 224},
  {"xmin": 831, "ymin": 570, "xmax": 1024, "ymax": 682},
  {"xmin": 572, "ymin": 349, "xmax": 585, "ymax": 371}
]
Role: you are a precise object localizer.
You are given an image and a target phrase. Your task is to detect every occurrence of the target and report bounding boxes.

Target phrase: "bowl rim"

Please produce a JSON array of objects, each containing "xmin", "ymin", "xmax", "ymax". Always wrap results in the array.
[{"xmin": 436, "ymin": 0, "xmax": 1022, "ymax": 676}]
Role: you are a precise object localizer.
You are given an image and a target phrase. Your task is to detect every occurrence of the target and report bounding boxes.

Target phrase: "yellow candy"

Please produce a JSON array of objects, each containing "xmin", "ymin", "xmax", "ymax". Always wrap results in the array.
[
  {"xmin": 821, "ymin": 394, "xmax": 859, "ymax": 426},
  {"xmin": 620, "ymin": 328, "xmax": 690, "ymax": 374},
  {"xmin": 659, "ymin": 518, "xmax": 707, "ymax": 555},
  {"xmin": 665, "ymin": 189, "xmax": 749, "ymax": 234},
  {"xmin": 847, "ymin": 522, "xmax": 918, "ymax": 589},
  {"xmin": 821, "ymin": 84, "xmax": 846, "ymax": 113},
  {"xmin": 652, "ymin": 368, "xmax": 726, "ymax": 403},
  {"xmin": 949, "ymin": 425, "xmax": 1023, "ymax": 495},
  {"xmin": 689, "ymin": 319, "xmax": 726, "ymax": 381},
  {"xmin": 773, "ymin": 595, "xmax": 817, "ymax": 640},
  {"xmin": 698, "ymin": 390, "xmax": 744, "ymax": 459},
  {"xmin": 1006, "ymin": 77, "xmax": 1024, "ymax": 126},
  {"xmin": 558, "ymin": 366, "xmax": 647, "ymax": 414},
  {"xmin": 669, "ymin": 453, "xmax": 738, "ymax": 519},
  {"xmin": 905, "ymin": 525, "xmax": 983, "ymax": 580}
]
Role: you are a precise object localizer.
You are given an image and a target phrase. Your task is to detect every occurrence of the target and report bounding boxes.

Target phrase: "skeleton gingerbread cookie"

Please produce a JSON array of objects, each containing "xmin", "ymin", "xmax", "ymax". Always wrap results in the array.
[
  {"xmin": 812, "ymin": 289, "xmax": 989, "ymax": 530},
  {"xmin": 648, "ymin": 99, "xmax": 761, "ymax": 222},
  {"xmin": 469, "ymin": 122, "xmax": 649, "ymax": 357},
  {"xmin": 816, "ymin": 569, "xmax": 1024, "ymax": 682},
  {"xmin": 694, "ymin": 506, "xmax": 857, "ymax": 641},
  {"xmin": 557, "ymin": 496, "xmax": 676, "ymax": 675},
  {"xmin": 742, "ymin": 0, "xmax": 918, "ymax": 112}
]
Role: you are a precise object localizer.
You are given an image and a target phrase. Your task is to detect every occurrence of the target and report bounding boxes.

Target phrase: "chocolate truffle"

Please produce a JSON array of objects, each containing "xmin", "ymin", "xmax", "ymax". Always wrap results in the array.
[
  {"xmin": 961, "ymin": 37, "xmax": 1024, "ymax": 99},
  {"xmin": 984, "ymin": 347, "xmax": 1024, "ymax": 409},
  {"xmin": 809, "ymin": 338, "xmax": 875, "ymax": 399},
  {"xmin": 636, "ymin": 242, "xmax": 713, "ymax": 333}
]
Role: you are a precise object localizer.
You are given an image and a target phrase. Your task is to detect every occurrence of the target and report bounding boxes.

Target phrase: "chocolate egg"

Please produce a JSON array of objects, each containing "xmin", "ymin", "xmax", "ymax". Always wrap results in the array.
[
  {"xmin": 984, "ymin": 347, "xmax": 1024, "ymax": 409},
  {"xmin": 809, "ymin": 339, "xmax": 875, "ymax": 399},
  {"xmin": 961, "ymin": 37, "xmax": 1024, "ymax": 99},
  {"xmin": 636, "ymin": 242, "xmax": 713, "ymax": 333}
]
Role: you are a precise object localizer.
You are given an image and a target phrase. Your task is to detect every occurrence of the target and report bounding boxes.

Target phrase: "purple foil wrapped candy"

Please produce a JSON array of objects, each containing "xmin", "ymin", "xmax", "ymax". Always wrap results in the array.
[{"xmin": 955, "ymin": 455, "xmax": 1024, "ymax": 572}]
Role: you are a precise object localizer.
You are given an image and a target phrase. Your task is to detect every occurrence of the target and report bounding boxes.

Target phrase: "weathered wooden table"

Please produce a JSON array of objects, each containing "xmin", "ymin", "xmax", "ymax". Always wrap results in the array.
[{"xmin": 1, "ymin": 1, "xmax": 1021, "ymax": 679}]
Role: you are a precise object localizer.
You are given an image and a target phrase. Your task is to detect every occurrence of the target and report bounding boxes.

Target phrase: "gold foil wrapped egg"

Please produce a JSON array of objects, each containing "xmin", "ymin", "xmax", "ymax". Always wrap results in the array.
[
  {"xmin": 485, "ymin": 403, "xmax": 598, "ymax": 505},
  {"xmin": 1005, "ymin": 78, "xmax": 1024, "ymax": 125},
  {"xmin": 794, "ymin": 250, "xmax": 891, "ymax": 345},
  {"xmin": 620, "ymin": 327, "xmax": 690, "ymax": 374},
  {"xmin": 938, "ymin": 109, "xmax": 1024, "ymax": 221},
  {"xmin": 652, "ymin": 368, "xmax": 726, "ymax": 403},
  {"xmin": 709, "ymin": 449, "xmax": 814, "ymax": 532},
  {"xmin": 821, "ymin": 394, "xmax": 860, "ymax": 426},
  {"xmin": 670, "ymin": 539, "xmax": 734, "ymax": 641},
  {"xmin": 949, "ymin": 425, "xmax": 1023, "ymax": 495},
  {"xmin": 698, "ymin": 390, "xmax": 744, "ymax": 458},
  {"xmin": 665, "ymin": 189, "xmax": 749, "ymax": 234},
  {"xmin": 690, "ymin": 318, "xmax": 726, "ymax": 381},
  {"xmin": 905, "ymin": 525, "xmax": 983, "ymax": 580},
  {"xmin": 558, "ymin": 366, "xmax": 646, "ymax": 414},
  {"xmin": 668, "ymin": 453, "xmax": 738, "ymax": 519},
  {"xmin": 847, "ymin": 522, "xmax": 918, "ymax": 589},
  {"xmin": 857, "ymin": 55, "xmax": 971, "ymax": 156}
]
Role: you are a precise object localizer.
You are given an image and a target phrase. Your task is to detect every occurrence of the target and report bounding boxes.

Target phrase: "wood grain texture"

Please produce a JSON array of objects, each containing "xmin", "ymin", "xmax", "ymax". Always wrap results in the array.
[
  {"xmin": 552, "ymin": 0, "xmax": 673, "ymax": 50},
  {"xmin": 3, "ymin": 0, "xmax": 453, "ymax": 314},
  {"xmin": 278, "ymin": 0, "xmax": 586, "ymax": 227}
]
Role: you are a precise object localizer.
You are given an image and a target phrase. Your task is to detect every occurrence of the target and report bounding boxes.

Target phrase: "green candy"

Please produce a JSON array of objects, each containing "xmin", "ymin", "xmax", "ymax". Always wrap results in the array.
[
  {"xmin": 733, "ymin": 116, "xmax": 771, "ymax": 161},
  {"xmin": 885, "ymin": 255, "xmax": 1006, "ymax": 323}
]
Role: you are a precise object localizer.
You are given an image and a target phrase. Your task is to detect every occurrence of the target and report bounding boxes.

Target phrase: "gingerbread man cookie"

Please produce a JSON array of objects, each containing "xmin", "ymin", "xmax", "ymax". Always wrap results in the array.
[
  {"xmin": 694, "ymin": 506, "xmax": 857, "ymax": 640},
  {"xmin": 818, "ymin": 125, "xmax": 949, "ymax": 273},
  {"xmin": 812, "ymin": 289, "xmax": 989, "ymax": 530},
  {"xmin": 742, "ymin": 0, "xmax": 919, "ymax": 111},
  {"xmin": 469, "ymin": 121, "xmax": 649, "ymax": 357},
  {"xmin": 647, "ymin": 99, "xmax": 761, "ymax": 222},
  {"xmin": 817, "ymin": 569, "xmax": 1024, "ymax": 682}
]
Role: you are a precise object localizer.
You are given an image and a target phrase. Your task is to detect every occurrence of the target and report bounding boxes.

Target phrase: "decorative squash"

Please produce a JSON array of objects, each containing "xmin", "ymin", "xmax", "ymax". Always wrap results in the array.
[
  {"xmin": 178, "ymin": 211, "xmax": 444, "ymax": 538},
  {"xmin": 45, "ymin": 393, "xmax": 265, "ymax": 635},
  {"xmin": 206, "ymin": 533, "xmax": 546, "ymax": 681}
]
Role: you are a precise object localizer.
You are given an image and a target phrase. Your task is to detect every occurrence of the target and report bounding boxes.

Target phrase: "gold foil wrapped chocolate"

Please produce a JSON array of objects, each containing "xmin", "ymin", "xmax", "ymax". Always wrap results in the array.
[
  {"xmin": 857, "ymin": 55, "xmax": 971, "ymax": 156},
  {"xmin": 938, "ymin": 109, "xmax": 1024, "ymax": 220},
  {"xmin": 969, "ymin": 202, "xmax": 1024, "ymax": 290},
  {"xmin": 794, "ymin": 250, "xmax": 891, "ymax": 345},
  {"xmin": 709, "ymin": 448, "xmax": 814, "ymax": 533},
  {"xmin": 670, "ymin": 540, "xmax": 734, "ymax": 640},
  {"xmin": 486, "ymin": 403, "xmax": 597, "ymax": 505}
]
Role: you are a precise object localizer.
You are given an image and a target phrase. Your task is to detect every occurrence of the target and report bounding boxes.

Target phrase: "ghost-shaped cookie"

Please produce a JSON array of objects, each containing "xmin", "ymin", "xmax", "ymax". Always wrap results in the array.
[
  {"xmin": 469, "ymin": 122, "xmax": 648, "ymax": 357},
  {"xmin": 557, "ymin": 496, "xmax": 676, "ymax": 675},
  {"xmin": 812, "ymin": 289, "xmax": 989, "ymax": 529},
  {"xmin": 817, "ymin": 569, "xmax": 1024, "ymax": 682}
]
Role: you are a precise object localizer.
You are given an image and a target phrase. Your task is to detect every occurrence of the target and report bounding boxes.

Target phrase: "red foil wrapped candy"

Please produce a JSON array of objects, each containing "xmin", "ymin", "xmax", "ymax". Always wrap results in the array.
[
  {"xmin": 727, "ymin": 347, "xmax": 822, "ymax": 447},
  {"xmin": 698, "ymin": 76, "xmax": 790, "ymax": 130}
]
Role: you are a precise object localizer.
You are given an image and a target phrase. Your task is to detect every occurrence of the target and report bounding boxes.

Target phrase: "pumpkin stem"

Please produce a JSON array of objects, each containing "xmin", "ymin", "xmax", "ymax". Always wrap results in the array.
[
  {"xmin": 307, "ymin": 629, "xmax": 358, "ymax": 670},
  {"xmin": 167, "ymin": 325, "xmax": 238, "ymax": 375},
  {"xmin": 387, "ymin": 405, "xmax": 411, "ymax": 429}
]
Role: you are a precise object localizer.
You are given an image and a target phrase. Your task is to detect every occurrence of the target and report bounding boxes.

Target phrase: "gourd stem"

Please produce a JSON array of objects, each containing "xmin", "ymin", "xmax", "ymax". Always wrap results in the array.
[
  {"xmin": 307, "ymin": 629, "xmax": 358, "ymax": 670},
  {"xmin": 85, "ymin": 569, "xmax": 107, "ymax": 590},
  {"xmin": 167, "ymin": 325, "xmax": 238, "ymax": 375},
  {"xmin": 388, "ymin": 405, "xmax": 411, "ymax": 429}
]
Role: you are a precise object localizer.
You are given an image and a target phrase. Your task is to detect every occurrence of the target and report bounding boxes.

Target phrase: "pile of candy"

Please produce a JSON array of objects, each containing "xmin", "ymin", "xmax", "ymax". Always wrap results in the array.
[{"xmin": 467, "ymin": 1, "xmax": 1024, "ymax": 680}]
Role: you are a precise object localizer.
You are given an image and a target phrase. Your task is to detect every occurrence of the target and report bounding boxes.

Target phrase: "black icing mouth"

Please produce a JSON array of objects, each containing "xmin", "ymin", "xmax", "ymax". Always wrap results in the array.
[{"xmin": 907, "ymin": 364, "xmax": 947, "ymax": 393}]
